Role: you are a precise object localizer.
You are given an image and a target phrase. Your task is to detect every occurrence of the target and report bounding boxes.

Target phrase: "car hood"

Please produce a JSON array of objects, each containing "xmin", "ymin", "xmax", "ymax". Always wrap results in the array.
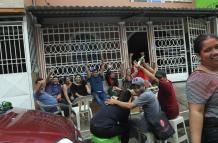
[{"xmin": 0, "ymin": 108, "xmax": 80, "ymax": 143}]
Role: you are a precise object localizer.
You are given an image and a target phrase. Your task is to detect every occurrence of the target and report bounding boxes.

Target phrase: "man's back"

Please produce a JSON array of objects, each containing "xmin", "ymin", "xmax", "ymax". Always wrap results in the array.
[
  {"xmin": 158, "ymin": 79, "xmax": 179, "ymax": 119},
  {"xmin": 133, "ymin": 90, "xmax": 160, "ymax": 121},
  {"xmin": 91, "ymin": 105, "xmax": 130, "ymax": 128}
]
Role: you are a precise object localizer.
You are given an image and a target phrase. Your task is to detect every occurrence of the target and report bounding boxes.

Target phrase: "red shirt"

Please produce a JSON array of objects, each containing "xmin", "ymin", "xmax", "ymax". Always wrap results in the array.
[
  {"xmin": 131, "ymin": 67, "xmax": 149, "ymax": 80},
  {"xmin": 158, "ymin": 79, "xmax": 179, "ymax": 119}
]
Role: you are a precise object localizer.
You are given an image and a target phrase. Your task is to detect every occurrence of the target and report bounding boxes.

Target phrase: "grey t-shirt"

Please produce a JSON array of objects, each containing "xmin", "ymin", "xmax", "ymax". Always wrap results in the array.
[
  {"xmin": 187, "ymin": 71, "xmax": 218, "ymax": 118},
  {"xmin": 133, "ymin": 90, "xmax": 161, "ymax": 121}
]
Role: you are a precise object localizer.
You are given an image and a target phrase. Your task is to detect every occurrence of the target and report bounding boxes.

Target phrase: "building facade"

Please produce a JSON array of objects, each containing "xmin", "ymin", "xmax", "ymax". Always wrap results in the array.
[
  {"xmin": 0, "ymin": 0, "xmax": 34, "ymax": 109},
  {"xmin": 0, "ymin": 0, "xmax": 218, "ymax": 109},
  {"xmin": 26, "ymin": 0, "xmax": 217, "ymax": 82}
]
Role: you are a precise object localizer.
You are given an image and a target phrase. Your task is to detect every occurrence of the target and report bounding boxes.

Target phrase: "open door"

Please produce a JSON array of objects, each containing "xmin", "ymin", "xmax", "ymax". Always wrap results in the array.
[{"xmin": 187, "ymin": 17, "xmax": 210, "ymax": 72}]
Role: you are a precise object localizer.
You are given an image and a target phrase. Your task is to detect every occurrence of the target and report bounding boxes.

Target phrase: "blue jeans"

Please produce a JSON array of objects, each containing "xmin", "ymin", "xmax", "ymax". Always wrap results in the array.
[{"xmin": 92, "ymin": 91, "xmax": 108, "ymax": 106}]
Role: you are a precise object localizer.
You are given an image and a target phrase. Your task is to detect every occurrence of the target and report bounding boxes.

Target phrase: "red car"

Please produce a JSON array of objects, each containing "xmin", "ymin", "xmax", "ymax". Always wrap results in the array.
[{"xmin": 0, "ymin": 108, "xmax": 83, "ymax": 143}]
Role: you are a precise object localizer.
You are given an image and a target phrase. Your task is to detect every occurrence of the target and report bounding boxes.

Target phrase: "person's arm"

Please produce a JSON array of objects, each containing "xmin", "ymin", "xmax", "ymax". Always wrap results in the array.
[
  {"xmin": 105, "ymin": 98, "xmax": 136, "ymax": 109},
  {"xmin": 135, "ymin": 62, "xmax": 159, "ymax": 84},
  {"xmin": 131, "ymin": 66, "xmax": 138, "ymax": 78},
  {"xmin": 121, "ymin": 63, "xmax": 126, "ymax": 79},
  {"xmin": 62, "ymin": 85, "xmax": 72, "ymax": 105},
  {"xmin": 99, "ymin": 60, "xmax": 106, "ymax": 76},
  {"xmin": 113, "ymin": 86, "xmax": 122, "ymax": 91},
  {"xmin": 85, "ymin": 84, "xmax": 91, "ymax": 94},
  {"xmin": 74, "ymin": 92, "xmax": 82, "ymax": 98},
  {"xmin": 46, "ymin": 69, "xmax": 54, "ymax": 82},
  {"xmin": 144, "ymin": 63, "xmax": 155, "ymax": 74},
  {"xmin": 189, "ymin": 103, "xmax": 205, "ymax": 143},
  {"xmin": 34, "ymin": 80, "xmax": 45, "ymax": 96},
  {"xmin": 56, "ymin": 93, "xmax": 62, "ymax": 101},
  {"xmin": 129, "ymin": 53, "xmax": 133, "ymax": 67},
  {"xmin": 85, "ymin": 62, "xmax": 91, "ymax": 79}
]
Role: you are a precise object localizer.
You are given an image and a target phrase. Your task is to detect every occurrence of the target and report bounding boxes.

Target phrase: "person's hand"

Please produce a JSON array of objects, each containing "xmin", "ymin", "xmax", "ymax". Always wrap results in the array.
[
  {"xmin": 144, "ymin": 62, "xmax": 150, "ymax": 68},
  {"xmin": 87, "ymin": 89, "xmax": 91, "ymax": 95},
  {"xmin": 133, "ymin": 61, "xmax": 140, "ymax": 69},
  {"xmin": 107, "ymin": 64, "xmax": 112, "ymax": 69},
  {"xmin": 39, "ymin": 79, "xmax": 46, "ymax": 85},
  {"xmin": 130, "ymin": 53, "xmax": 133, "ymax": 57},
  {"xmin": 101, "ymin": 59, "xmax": 106, "ymax": 65},
  {"xmin": 50, "ymin": 68, "xmax": 55, "ymax": 72},
  {"xmin": 129, "ymin": 89, "xmax": 136, "ymax": 96},
  {"xmin": 85, "ymin": 62, "xmax": 89, "ymax": 67},
  {"xmin": 70, "ymin": 96, "xmax": 74, "ymax": 101},
  {"xmin": 56, "ymin": 95, "xmax": 62, "ymax": 100},
  {"xmin": 105, "ymin": 98, "xmax": 118, "ymax": 105},
  {"xmin": 113, "ymin": 86, "xmax": 121, "ymax": 91}
]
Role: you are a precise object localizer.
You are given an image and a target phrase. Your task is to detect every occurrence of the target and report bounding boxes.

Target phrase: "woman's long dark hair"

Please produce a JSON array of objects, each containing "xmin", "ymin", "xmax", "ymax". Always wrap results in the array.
[
  {"xmin": 74, "ymin": 73, "xmax": 86, "ymax": 84},
  {"xmin": 105, "ymin": 69, "xmax": 118, "ymax": 87}
]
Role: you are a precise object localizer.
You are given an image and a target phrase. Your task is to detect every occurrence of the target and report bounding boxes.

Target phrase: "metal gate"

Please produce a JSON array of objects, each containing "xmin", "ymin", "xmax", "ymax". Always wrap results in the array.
[
  {"xmin": 0, "ymin": 17, "xmax": 34, "ymax": 109},
  {"xmin": 153, "ymin": 18, "xmax": 188, "ymax": 82},
  {"xmin": 187, "ymin": 17, "xmax": 209, "ymax": 71},
  {"xmin": 42, "ymin": 22, "xmax": 123, "ymax": 78}
]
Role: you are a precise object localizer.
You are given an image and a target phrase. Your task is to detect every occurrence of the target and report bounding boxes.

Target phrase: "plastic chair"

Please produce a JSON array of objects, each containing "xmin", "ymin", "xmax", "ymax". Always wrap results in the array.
[
  {"xmin": 72, "ymin": 96, "xmax": 93, "ymax": 130},
  {"xmin": 91, "ymin": 135, "xmax": 120, "ymax": 143},
  {"xmin": 167, "ymin": 116, "xmax": 189, "ymax": 143},
  {"xmin": 36, "ymin": 100, "xmax": 65, "ymax": 116}
]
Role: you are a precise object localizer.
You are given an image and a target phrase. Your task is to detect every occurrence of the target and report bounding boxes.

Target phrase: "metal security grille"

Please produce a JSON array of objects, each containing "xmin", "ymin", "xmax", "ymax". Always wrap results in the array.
[
  {"xmin": 153, "ymin": 18, "xmax": 188, "ymax": 81},
  {"xmin": 42, "ymin": 22, "xmax": 122, "ymax": 78},
  {"xmin": 187, "ymin": 17, "xmax": 208, "ymax": 71},
  {"xmin": 0, "ymin": 22, "xmax": 26, "ymax": 74},
  {"xmin": 125, "ymin": 22, "xmax": 147, "ymax": 32}
]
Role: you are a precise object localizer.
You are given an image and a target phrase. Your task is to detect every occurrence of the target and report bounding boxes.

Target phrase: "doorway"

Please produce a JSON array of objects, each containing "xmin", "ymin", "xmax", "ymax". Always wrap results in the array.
[{"xmin": 127, "ymin": 32, "xmax": 149, "ymax": 65}]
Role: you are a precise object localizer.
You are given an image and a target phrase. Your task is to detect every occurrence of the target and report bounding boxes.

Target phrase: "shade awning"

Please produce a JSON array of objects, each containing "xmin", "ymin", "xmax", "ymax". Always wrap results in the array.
[{"xmin": 27, "ymin": 6, "xmax": 218, "ymax": 20}]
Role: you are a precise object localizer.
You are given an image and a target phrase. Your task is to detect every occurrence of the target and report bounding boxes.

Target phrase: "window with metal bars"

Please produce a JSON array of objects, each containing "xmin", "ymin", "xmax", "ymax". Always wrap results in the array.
[
  {"xmin": 43, "ymin": 22, "xmax": 122, "ymax": 78},
  {"xmin": 0, "ymin": 24, "xmax": 26, "ymax": 74}
]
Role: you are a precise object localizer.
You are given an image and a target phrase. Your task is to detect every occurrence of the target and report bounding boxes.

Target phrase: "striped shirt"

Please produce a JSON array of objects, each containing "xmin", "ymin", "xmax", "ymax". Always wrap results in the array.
[{"xmin": 186, "ymin": 71, "xmax": 218, "ymax": 118}]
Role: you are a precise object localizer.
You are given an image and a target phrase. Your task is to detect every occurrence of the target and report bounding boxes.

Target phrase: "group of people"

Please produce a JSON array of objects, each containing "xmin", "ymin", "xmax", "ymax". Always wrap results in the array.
[
  {"xmin": 90, "ymin": 59, "xmax": 180, "ymax": 142},
  {"xmin": 32, "ymin": 33, "xmax": 218, "ymax": 143},
  {"xmin": 33, "ymin": 70, "xmax": 91, "ymax": 116},
  {"xmin": 33, "ymin": 51, "xmax": 180, "ymax": 142}
]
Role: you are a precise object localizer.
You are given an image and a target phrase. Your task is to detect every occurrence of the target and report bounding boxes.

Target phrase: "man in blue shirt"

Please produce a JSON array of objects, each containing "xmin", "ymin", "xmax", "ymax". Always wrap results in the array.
[
  {"xmin": 85, "ymin": 60, "xmax": 108, "ymax": 106},
  {"xmin": 45, "ymin": 76, "xmax": 62, "ymax": 101},
  {"xmin": 33, "ymin": 78, "xmax": 58, "ymax": 112}
]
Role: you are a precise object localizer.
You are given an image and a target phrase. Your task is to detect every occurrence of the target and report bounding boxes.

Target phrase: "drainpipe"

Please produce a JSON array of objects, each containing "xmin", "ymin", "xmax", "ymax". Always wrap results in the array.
[{"xmin": 32, "ymin": 0, "xmax": 36, "ymax": 6}]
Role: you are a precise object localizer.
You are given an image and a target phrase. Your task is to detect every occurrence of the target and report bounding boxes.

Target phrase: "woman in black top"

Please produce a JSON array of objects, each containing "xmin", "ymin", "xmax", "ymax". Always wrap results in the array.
[
  {"xmin": 90, "ymin": 89, "xmax": 134, "ymax": 143},
  {"xmin": 71, "ymin": 74, "xmax": 91, "ymax": 98}
]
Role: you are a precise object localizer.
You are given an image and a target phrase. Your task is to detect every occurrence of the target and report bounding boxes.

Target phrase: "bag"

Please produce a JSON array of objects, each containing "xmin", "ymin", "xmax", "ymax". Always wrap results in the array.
[{"xmin": 149, "ymin": 111, "xmax": 175, "ymax": 140}]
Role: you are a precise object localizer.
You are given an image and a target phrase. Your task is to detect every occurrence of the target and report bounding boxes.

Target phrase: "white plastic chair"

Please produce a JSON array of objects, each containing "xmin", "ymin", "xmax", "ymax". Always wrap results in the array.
[
  {"xmin": 72, "ymin": 96, "xmax": 93, "ymax": 130},
  {"xmin": 36, "ymin": 100, "xmax": 65, "ymax": 116},
  {"xmin": 167, "ymin": 116, "xmax": 189, "ymax": 143}
]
